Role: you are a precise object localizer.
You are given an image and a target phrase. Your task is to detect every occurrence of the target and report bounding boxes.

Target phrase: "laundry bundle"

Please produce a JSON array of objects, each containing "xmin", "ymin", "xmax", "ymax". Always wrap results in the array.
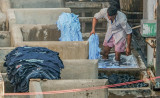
[
  {"xmin": 4, "ymin": 46, "xmax": 64, "ymax": 92},
  {"xmin": 57, "ymin": 12, "xmax": 83, "ymax": 41}
]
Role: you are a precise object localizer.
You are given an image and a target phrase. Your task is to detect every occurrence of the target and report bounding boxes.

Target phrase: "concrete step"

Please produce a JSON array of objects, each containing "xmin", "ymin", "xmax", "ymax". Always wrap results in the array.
[
  {"xmin": 29, "ymin": 79, "xmax": 108, "ymax": 98},
  {"xmin": 0, "ymin": 58, "xmax": 98, "ymax": 79}
]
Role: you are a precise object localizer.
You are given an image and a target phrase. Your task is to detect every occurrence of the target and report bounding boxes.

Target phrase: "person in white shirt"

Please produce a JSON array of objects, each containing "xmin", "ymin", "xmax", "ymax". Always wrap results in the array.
[{"xmin": 90, "ymin": 6, "xmax": 132, "ymax": 64}]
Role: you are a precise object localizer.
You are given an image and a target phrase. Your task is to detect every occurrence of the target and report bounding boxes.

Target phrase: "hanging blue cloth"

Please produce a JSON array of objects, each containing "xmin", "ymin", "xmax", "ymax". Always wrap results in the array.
[
  {"xmin": 57, "ymin": 13, "xmax": 83, "ymax": 41},
  {"xmin": 88, "ymin": 34, "xmax": 100, "ymax": 59}
]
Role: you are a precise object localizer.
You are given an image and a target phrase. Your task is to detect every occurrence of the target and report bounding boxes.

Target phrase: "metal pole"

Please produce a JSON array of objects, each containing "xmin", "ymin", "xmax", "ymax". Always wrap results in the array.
[{"xmin": 155, "ymin": 0, "xmax": 160, "ymax": 89}]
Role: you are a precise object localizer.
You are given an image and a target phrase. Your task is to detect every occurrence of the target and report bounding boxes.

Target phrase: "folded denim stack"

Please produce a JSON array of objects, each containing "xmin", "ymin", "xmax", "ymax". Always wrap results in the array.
[{"xmin": 4, "ymin": 46, "xmax": 64, "ymax": 92}]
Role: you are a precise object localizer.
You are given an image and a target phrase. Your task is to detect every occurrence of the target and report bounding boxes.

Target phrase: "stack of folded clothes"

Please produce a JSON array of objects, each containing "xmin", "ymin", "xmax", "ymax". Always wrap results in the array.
[{"xmin": 4, "ymin": 46, "xmax": 64, "ymax": 92}]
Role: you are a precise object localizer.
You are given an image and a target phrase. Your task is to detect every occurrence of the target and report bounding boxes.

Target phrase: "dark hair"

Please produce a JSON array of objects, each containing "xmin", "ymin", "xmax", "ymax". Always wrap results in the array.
[
  {"xmin": 107, "ymin": 6, "xmax": 118, "ymax": 16},
  {"xmin": 109, "ymin": 0, "xmax": 120, "ymax": 10}
]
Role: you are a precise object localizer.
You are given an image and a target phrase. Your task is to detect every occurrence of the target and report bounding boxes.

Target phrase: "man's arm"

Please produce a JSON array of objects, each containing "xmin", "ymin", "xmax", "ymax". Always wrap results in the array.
[
  {"xmin": 120, "ymin": 16, "xmax": 132, "ymax": 56},
  {"xmin": 90, "ymin": 18, "xmax": 98, "ymax": 35},
  {"xmin": 90, "ymin": 8, "xmax": 106, "ymax": 36},
  {"xmin": 126, "ymin": 34, "xmax": 132, "ymax": 56}
]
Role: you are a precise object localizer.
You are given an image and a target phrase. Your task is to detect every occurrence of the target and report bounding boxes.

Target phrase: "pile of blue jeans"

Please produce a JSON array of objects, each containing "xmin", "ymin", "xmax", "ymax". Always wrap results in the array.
[{"xmin": 4, "ymin": 46, "xmax": 64, "ymax": 92}]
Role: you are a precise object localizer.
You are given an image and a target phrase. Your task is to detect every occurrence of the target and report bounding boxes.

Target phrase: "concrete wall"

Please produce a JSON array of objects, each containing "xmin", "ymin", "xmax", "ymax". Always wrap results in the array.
[
  {"xmin": 10, "ymin": 25, "xmax": 89, "ymax": 59},
  {"xmin": 20, "ymin": 25, "xmax": 60, "ymax": 41},
  {"xmin": 7, "ymin": 8, "xmax": 71, "ymax": 30},
  {"xmin": 61, "ymin": 60, "xmax": 98, "ymax": 79},
  {"xmin": 0, "ymin": 0, "xmax": 65, "ymax": 13},
  {"xmin": 14, "ymin": 42, "xmax": 89, "ymax": 60},
  {"xmin": 0, "ymin": 31, "xmax": 10, "ymax": 47},
  {"xmin": 29, "ymin": 79, "xmax": 108, "ymax": 98}
]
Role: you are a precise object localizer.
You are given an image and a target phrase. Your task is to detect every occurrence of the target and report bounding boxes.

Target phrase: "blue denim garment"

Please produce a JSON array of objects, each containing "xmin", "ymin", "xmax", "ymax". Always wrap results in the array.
[
  {"xmin": 4, "ymin": 46, "xmax": 64, "ymax": 92},
  {"xmin": 88, "ymin": 34, "xmax": 100, "ymax": 59}
]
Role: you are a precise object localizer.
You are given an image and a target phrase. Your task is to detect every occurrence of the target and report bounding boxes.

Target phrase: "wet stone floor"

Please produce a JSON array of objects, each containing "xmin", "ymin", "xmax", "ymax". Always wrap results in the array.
[{"xmin": 98, "ymin": 53, "xmax": 139, "ymax": 68}]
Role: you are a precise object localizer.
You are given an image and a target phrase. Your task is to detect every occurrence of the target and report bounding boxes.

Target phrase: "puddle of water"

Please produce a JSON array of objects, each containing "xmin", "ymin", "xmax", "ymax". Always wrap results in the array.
[{"xmin": 98, "ymin": 53, "xmax": 138, "ymax": 68}]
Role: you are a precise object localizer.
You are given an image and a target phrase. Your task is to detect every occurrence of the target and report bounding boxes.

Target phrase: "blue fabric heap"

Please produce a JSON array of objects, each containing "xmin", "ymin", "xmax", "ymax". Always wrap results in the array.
[
  {"xmin": 88, "ymin": 34, "xmax": 100, "ymax": 59},
  {"xmin": 57, "ymin": 12, "xmax": 83, "ymax": 41},
  {"xmin": 108, "ymin": 74, "xmax": 148, "ymax": 88},
  {"xmin": 4, "ymin": 46, "xmax": 64, "ymax": 92}
]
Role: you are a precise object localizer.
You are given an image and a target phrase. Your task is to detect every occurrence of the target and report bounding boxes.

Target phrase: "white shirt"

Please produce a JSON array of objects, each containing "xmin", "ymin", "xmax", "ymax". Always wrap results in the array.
[{"xmin": 94, "ymin": 8, "xmax": 132, "ymax": 44}]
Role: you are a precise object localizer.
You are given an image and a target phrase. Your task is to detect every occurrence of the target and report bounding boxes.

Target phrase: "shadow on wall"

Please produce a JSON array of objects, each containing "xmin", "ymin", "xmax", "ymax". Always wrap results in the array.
[{"xmin": 21, "ymin": 25, "xmax": 60, "ymax": 41}]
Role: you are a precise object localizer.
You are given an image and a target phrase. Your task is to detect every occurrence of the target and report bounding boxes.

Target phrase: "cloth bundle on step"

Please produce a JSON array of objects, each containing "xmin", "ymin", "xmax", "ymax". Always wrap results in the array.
[
  {"xmin": 4, "ymin": 46, "xmax": 64, "ymax": 92},
  {"xmin": 57, "ymin": 12, "xmax": 83, "ymax": 41}
]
